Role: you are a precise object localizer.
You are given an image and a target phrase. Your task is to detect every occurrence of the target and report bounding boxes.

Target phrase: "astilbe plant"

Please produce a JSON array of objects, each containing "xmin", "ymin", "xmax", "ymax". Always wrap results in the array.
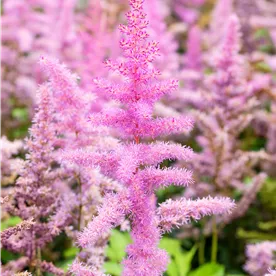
[
  {"xmin": 171, "ymin": 0, "xmax": 205, "ymax": 25},
  {"xmin": 1, "ymin": 84, "xmax": 71, "ymax": 276},
  {"xmin": 244, "ymin": 241, "xmax": 276, "ymax": 276},
  {"xmin": 248, "ymin": 0, "xmax": 276, "ymax": 48},
  {"xmin": 144, "ymin": 0, "xmax": 179, "ymax": 79},
  {"xmin": 39, "ymin": 56, "xmax": 122, "ymax": 273},
  {"xmin": 173, "ymin": 16, "xmax": 270, "ymax": 265},
  {"xmin": 176, "ymin": 24, "xmax": 203, "ymax": 110},
  {"xmin": 183, "ymin": 15, "xmax": 267, "ymax": 225},
  {"xmin": 64, "ymin": 0, "xmax": 235, "ymax": 275},
  {"xmin": 183, "ymin": 25, "xmax": 202, "ymax": 85},
  {"xmin": 143, "ymin": 0, "xmax": 183, "ymax": 118},
  {"xmin": 234, "ymin": 0, "xmax": 260, "ymax": 52},
  {"xmin": 244, "ymin": 1, "xmax": 276, "ymax": 175},
  {"xmin": 208, "ymin": 0, "xmax": 233, "ymax": 47},
  {"xmin": 1, "ymin": 0, "xmax": 80, "ymax": 137},
  {"xmin": 1, "ymin": 136, "xmax": 24, "ymax": 232},
  {"xmin": 75, "ymin": 0, "xmax": 116, "ymax": 93}
]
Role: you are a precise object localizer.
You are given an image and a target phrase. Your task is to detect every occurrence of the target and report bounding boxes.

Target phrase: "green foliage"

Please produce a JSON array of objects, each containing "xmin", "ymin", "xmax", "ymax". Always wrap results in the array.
[
  {"xmin": 188, "ymin": 263, "xmax": 225, "ymax": 276},
  {"xmin": 239, "ymin": 127, "xmax": 266, "ymax": 151},
  {"xmin": 157, "ymin": 185, "xmax": 185, "ymax": 203},
  {"xmin": 253, "ymin": 28, "xmax": 275, "ymax": 53},
  {"xmin": 55, "ymin": 259, "xmax": 74, "ymax": 272},
  {"xmin": 159, "ymin": 238, "xmax": 197, "ymax": 276},
  {"xmin": 237, "ymin": 228, "xmax": 276, "ymax": 241},
  {"xmin": 106, "ymin": 229, "xmax": 131, "ymax": 262},
  {"xmin": 104, "ymin": 229, "xmax": 131, "ymax": 275},
  {"xmin": 1, "ymin": 249, "xmax": 20, "ymax": 264},
  {"xmin": 104, "ymin": 262, "xmax": 122, "ymax": 276},
  {"xmin": 258, "ymin": 221, "xmax": 276, "ymax": 231},
  {"xmin": 48, "ymin": 242, "xmax": 79, "ymax": 273},
  {"xmin": 1, "ymin": 216, "xmax": 22, "ymax": 231},
  {"xmin": 260, "ymin": 178, "xmax": 276, "ymax": 211},
  {"xmin": 12, "ymin": 107, "xmax": 29, "ymax": 121},
  {"xmin": 254, "ymin": 28, "xmax": 270, "ymax": 39},
  {"xmin": 104, "ymin": 233, "xmax": 198, "ymax": 276},
  {"xmin": 254, "ymin": 62, "xmax": 272, "ymax": 73},
  {"xmin": 63, "ymin": 247, "xmax": 79, "ymax": 259}
]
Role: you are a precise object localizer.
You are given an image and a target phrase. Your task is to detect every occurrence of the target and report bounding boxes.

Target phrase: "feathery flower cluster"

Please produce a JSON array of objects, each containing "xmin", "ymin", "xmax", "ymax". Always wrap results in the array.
[
  {"xmin": 1, "ymin": 84, "xmax": 68, "ymax": 275},
  {"xmin": 75, "ymin": 1, "xmax": 118, "ymax": 93},
  {"xmin": 38, "ymin": 56, "xmax": 123, "ymax": 273},
  {"xmin": 177, "ymin": 25, "xmax": 203, "ymax": 108},
  {"xmin": 1, "ymin": 0, "xmax": 78, "ymax": 135},
  {"xmin": 208, "ymin": 0, "xmax": 233, "ymax": 46},
  {"xmin": 2, "ymin": 0, "xmax": 275, "ymax": 275},
  {"xmin": 144, "ymin": 0, "xmax": 179, "ymax": 79},
  {"xmin": 244, "ymin": 241, "xmax": 276, "ymax": 276},
  {"xmin": 182, "ymin": 15, "xmax": 267, "ymax": 230},
  {"xmin": 65, "ymin": 1, "xmax": 235, "ymax": 275}
]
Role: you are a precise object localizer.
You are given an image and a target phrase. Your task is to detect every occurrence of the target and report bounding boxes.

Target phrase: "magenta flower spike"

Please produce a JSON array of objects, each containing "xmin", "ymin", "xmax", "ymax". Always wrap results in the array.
[
  {"xmin": 39, "ymin": 56, "xmax": 93, "ymax": 148},
  {"xmin": 181, "ymin": 24, "xmax": 203, "ymax": 96},
  {"xmin": 62, "ymin": 1, "xmax": 236, "ymax": 275},
  {"xmin": 209, "ymin": 0, "xmax": 233, "ymax": 45},
  {"xmin": 158, "ymin": 196, "xmax": 235, "ymax": 232},
  {"xmin": 185, "ymin": 25, "xmax": 202, "ymax": 73},
  {"xmin": 144, "ymin": 0, "xmax": 179, "ymax": 78}
]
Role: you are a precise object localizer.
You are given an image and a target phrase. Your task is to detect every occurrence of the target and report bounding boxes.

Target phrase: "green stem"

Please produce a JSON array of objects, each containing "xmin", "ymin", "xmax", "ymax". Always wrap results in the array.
[
  {"xmin": 211, "ymin": 217, "xmax": 218, "ymax": 263},
  {"xmin": 36, "ymin": 247, "xmax": 41, "ymax": 276},
  {"xmin": 198, "ymin": 234, "xmax": 205, "ymax": 265}
]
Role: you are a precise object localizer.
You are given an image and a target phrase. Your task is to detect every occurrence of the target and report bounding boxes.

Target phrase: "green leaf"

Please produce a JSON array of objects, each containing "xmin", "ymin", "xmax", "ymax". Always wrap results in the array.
[
  {"xmin": 1, "ymin": 216, "xmax": 22, "ymax": 231},
  {"xmin": 159, "ymin": 238, "xmax": 182, "ymax": 257},
  {"xmin": 167, "ymin": 259, "xmax": 179, "ymax": 276},
  {"xmin": 176, "ymin": 246, "xmax": 197, "ymax": 276},
  {"xmin": 106, "ymin": 246, "xmax": 118, "ymax": 262},
  {"xmin": 12, "ymin": 108, "xmax": 29, "ymax": 121},
  {"xmin": 255, "ymin": 61, "xmax": 272, "ymax": 73},
  {"xmin": 56, "ymin": 258, "xmax": 74, "ymax": 272},
  {"xmin": 260, "ymin": 178, "xmax": 276, "ymax": 211},
  {"xmin": 104, "ymin": 262, "xmax": 122, "ymax": 276},
  {"xmin": 258, "ymin": 221, "xmax": 276, "ymax": 231},
  {"xmin": 106, "ymin": 230, "xmax": 131, "ymax": 262},
  {"xmin": 237, "ymin": 228, "xmax": 276, "ymax": 241},
  {"xmin": 243, "ymin": 176, "xmax": 253, "ymax": 185},
  {"xmin": 1, "ymin": 249, "xmax": 19, "ymax": 263},
  {"xmin": 64, "ymin": 247, "xmax": 79, "ymax": 259},
  {"xmin": 254, "ymin": 28, "xmax": 270, "ymax": 39},
  {"xmin": 188, "ymin": 263, "xmax": 225, "ymax": 276},
  {"xmin": 160, "ymin": 239, "xmax": 197, "ymax": 276}
]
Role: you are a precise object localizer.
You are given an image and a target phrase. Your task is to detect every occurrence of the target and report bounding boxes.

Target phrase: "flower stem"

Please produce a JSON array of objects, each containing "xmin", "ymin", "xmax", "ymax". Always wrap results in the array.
[
  {"xmin": 36, "ymin": 247, "xmax": 41, "ymax": 276},
  {"xmin": 198, "ymin": 234, "xmax": 205, "ymax": 265},
  {"xmin": 211, "ymin": 217, "xmax": 218, "ymax": 263}
]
